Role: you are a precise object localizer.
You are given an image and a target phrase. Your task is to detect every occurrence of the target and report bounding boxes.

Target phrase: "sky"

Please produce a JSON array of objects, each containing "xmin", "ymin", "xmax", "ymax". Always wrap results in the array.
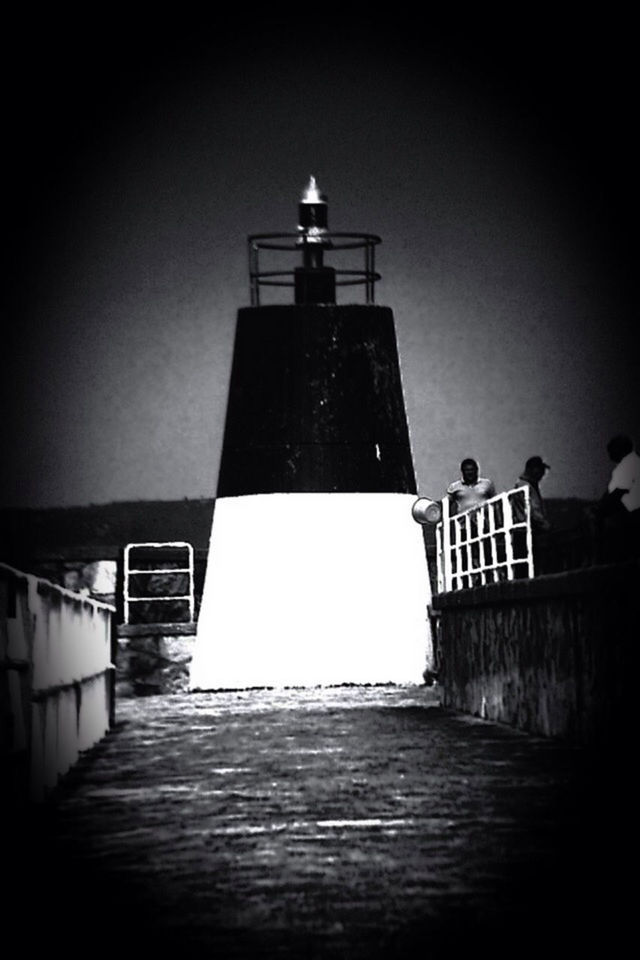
[{"xmin": 3, "ymin": 12, "xmax": 637, "ymax": 509}]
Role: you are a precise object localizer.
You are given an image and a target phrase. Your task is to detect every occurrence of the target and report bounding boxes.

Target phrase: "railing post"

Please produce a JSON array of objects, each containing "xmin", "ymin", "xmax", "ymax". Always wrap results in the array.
[
  {"xmin": 441, "ymin": 496, "xmax": 452, "ymax": 592},
  {"xmin": 464, "ymin": 513, "xmax": 472, "ymax": 588},
  {"xmin": 478, "ymin": 504, "xmax": 487, "ymax": 585},
  {"xmin": 108, "ymin": 609, "xmax": 117, "ymax": 727},
  {"xmin": 123, "ymin": 543, "xmax": 132, "ymax": 625},
  {"xmin": 504, "ymin": 491, "xmax": 516, "ymax": 579},
  {"xmin": 523, "ymin": 485, "xmax": 535, "ymax": 577},
  {"xmin": 488, "ymin": 500, "xmax": 498, "ymax": 582},
  {"xmin": 248, "ymin": 241, "xmax": 259, "ymax": 307}
]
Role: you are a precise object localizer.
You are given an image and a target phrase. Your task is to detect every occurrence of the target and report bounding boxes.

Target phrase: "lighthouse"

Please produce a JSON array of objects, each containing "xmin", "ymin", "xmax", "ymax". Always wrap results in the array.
[{"xmin": 189, "ymin": 179, "xmax": 433, "ymax": 689}]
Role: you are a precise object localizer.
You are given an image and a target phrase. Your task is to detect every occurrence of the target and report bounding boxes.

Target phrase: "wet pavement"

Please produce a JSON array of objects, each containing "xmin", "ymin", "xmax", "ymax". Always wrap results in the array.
[{"xmin": 9, "ymin": 685, "xmax": 630, "ymax": 958}]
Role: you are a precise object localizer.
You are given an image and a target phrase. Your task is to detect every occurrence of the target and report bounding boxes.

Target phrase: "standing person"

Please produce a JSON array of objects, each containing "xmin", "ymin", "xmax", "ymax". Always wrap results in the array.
[
  {"xmin": 604, "ymin": 434, "xmax": 640, "ymax": 515},
  {"xmin": 446, "ymin": 459, "xmax": 496, "ymax": 586},
  {"xmin": 514, "ymin": 456, "xmax": 551, "ymax": 533},
  {"xmin": 513, "ymin": 456, "xmax": 551, "ymax": 574},
  {"xmin": 589, "ymin": 435, "xmax": 640, "ymax": 562},
  {"xmin": 446, "ymin": 458, "xmax": 495, "ymax": 515}
]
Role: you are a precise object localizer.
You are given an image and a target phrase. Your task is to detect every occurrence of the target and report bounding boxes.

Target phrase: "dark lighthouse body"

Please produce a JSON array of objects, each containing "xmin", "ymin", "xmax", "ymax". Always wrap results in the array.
[{"xmin": 190, "ymin": 180, "xmax": 432, "ymax": 689}]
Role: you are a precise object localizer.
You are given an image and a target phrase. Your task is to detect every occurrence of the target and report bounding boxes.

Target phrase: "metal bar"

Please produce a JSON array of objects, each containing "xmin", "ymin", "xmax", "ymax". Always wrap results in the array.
[
  {"xmin": 126, "ymin": 541, "xmax": 193, "ymax": 549},
  {"xmin": 188, "ymin": 543, "xmax": 195, "ymax": 621},
  {"xmin": 251, "ymin": 270, "xmax": 300, "ymax": 278},
  {"xmin": 370, "ymin": 241, "xmax": 377, "ymax": 303},
  {"xmin": 504, "ymin": 492, "xmax": 516, "ymax": 580},
  {"xmin": 334, "ymin": 269, "xmax": 376, "ymax": 276},
  {"xmin": 454, "ymin": 513, "xmax": 462, "ymax": 590},
  {"xmin": 478, "ymin": 505, "xmax": 487, "ymax": 585},
  {"xmin": 436, "ymin": 522, "xmax": 443, "ymax": 594},
  {"xmin": 441, "ymin": 497, "xmax": 452, "ymax": 591},
  {"xmin": 254, "ymin": 243, "xmax": 260, "ymax": 306},
  {"xmin": 248, "ymin": 240, "xmax": 256, "ymax": 306},
  {"xmin": 523, "ymin": 486, "xmax": 535, "ymax": 577},
  {"xmin": 489, "ymin": 500, "xmax": 498, "ymax": 582},
  {"xmin": 126, "ymin": 596, "xmax": 192, "ymax": 603},
  {"xmin": 364, "ymin": 240, "xmax": 370, "ymax": 303}
]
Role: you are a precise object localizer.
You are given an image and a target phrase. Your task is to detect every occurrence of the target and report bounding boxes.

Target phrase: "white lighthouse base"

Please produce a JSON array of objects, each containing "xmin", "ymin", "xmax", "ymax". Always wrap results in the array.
[{"xmin": 189, "ymin": 493, "xmax": 433, "ymax": 690}]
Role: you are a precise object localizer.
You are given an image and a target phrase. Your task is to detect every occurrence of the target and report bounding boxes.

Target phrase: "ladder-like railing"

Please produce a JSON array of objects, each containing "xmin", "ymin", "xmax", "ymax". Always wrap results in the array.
[
  {"xmin": 436, "ymin": 487, "xmax": 534, "ymax": 592},
  {"xmin": 123, "ymin": 542, "xmax": 195, "ymax": 625}
]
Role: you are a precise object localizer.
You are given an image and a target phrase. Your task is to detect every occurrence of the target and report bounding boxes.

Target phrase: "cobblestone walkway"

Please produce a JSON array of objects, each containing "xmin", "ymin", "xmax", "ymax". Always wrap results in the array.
[{"xmin": 10, "ymin": 686, "xmax": 625, "ymax": 958}]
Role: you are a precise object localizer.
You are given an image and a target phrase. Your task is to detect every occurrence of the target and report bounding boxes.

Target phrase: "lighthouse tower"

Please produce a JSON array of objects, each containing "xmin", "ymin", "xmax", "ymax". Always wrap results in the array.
[{"xmin": 190, "ymin": 180, "xmax": 433, "ymax": 689}]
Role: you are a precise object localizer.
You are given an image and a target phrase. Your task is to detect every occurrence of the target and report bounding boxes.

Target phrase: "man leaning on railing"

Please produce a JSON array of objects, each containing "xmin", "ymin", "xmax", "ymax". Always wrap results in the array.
[
  {"xmin": 512, "ymin": 456, "xmax": 551, "ymax": 571},
  {"xmin": 446, "ymin": 458, "xmax": 496, "ymax": 579},
  {"xmin": 446, "ymin": 458, "xmax": 496, "ymax": 515}
]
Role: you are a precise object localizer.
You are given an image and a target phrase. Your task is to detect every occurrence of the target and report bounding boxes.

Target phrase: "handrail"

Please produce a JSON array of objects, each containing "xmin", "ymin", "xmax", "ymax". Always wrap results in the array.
[
  {"xmin": 123, "ymin": 541, "xmax": 195, "ymax": 624},
  {"xmin": 435, "ymin": 487, "xmax": 534, "ymax": 592}
]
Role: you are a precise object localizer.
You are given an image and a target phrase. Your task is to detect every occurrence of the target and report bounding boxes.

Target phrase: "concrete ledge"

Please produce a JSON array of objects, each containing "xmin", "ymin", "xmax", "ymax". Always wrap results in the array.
[
  {"xmin": 118, "ymin": 622, "xmax": 197, "ymax": 638},
  {"xmin": 432, "ymin": 560, "xmax": 639, "ymax": 609}
]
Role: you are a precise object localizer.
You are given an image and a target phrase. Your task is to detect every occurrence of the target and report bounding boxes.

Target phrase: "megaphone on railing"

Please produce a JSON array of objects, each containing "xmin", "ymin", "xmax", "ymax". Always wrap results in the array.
[{"xmin": 411, "ymin": 497, "xmax": 443, "ymax": 525}]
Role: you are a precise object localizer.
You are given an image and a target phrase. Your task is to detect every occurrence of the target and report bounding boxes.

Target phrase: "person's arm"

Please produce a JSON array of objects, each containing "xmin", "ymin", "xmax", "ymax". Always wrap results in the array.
[
  {"xmin": 510, "ymin": 481, "xmax": 526, "ymax": 523},
  {"xmin": 529, "ymin": 493, "xmax": 551, "ymax": 531}
]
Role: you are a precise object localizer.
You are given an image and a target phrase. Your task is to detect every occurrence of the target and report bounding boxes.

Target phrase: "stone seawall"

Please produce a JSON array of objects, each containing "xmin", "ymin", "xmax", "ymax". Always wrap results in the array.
[
  {"xmin": 433, "ymin": 561, "xmax": 638, "ymax": 745},
  {"xmin": 116, "ymin": 623, "xmax": 196, "ymax": 696}
]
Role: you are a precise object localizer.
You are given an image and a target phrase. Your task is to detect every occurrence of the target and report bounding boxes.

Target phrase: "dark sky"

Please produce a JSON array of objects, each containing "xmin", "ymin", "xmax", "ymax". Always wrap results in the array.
[{"xmin": 3, "ymin": 12, "xmax": 637, "ymax": 507}]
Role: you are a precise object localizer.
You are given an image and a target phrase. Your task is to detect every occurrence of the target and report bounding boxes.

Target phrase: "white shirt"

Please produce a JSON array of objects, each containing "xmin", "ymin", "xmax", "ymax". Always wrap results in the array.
[
  {"xmin": 608, "ymin": 451, "xmax": 640, "ymax": 512},
  {"xmin": 447, "ymin": 477, "xmax": 495, "ymax": 513}
]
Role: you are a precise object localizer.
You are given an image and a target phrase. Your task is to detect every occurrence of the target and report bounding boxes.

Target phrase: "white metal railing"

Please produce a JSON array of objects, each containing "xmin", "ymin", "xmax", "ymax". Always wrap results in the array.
[
  {"xmin": 436, "ymin": 486, "xmax": 534, "ymax": 592},
  {"xmin": 123, "ymin": 542, "xmax": 195, "ymax": 624}
]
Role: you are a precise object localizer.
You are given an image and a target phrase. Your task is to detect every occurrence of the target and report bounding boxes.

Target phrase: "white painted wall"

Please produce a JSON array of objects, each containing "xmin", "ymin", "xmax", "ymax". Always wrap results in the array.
[
  {"xmin": 190, "ymin": 493, "xmax": 433, "ymax": 690},
  {"xmin": 1, "ymin": 563, "xmax": 115, "ymax": 799}
]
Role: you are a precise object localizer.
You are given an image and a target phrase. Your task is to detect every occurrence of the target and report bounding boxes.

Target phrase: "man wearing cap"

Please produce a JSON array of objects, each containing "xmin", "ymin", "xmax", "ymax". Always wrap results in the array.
[
  {"xmin": 514, "ymin": 456, "xmax": 551, "ymax": 533},
  {"xmin": 510, "ymin": 456, "xmax": 552, "ymax": 576}
]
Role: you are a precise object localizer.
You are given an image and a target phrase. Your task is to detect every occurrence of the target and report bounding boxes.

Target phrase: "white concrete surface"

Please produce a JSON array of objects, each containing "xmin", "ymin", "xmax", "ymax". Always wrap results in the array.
[{"xmin": 190, "ymin": 493, "xmax": 433, "ymax": 689}]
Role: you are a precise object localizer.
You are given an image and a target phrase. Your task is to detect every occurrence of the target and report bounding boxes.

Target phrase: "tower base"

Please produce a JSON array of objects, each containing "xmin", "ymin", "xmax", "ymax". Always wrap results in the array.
[{"xmin": 189, "ymin": 493, "xmax": 433, "ymax": 690}]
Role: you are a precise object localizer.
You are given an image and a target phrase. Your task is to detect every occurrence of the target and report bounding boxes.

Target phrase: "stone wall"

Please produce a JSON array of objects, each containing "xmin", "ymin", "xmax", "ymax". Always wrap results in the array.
[
  {"xmin": 116, "ymin": 623, "xmax": 196, "ymax": 696},
  {"xmin": 433, "ymin": 561, "xmax": 638, "ymax": 746}
]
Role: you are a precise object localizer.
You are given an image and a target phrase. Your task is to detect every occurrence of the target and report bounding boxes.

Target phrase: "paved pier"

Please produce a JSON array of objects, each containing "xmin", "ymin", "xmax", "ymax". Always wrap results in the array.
[{"xmin": 9, "ymin": 686, "xmax": 628, "ymax": 958}]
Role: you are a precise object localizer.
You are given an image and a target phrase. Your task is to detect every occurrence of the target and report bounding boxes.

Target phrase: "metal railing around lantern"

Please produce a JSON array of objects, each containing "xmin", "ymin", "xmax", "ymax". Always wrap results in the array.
[{"xmin": 248, "ymin": 232, "xmax": 382, "ymax": 306}]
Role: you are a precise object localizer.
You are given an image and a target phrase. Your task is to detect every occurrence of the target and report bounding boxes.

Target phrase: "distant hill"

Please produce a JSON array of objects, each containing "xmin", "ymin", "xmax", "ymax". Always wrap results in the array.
[
  {"xmin": 0, "ymin": 499, "xmax": 216, "ymax": 565},
  {"xmin": 1, "ymin": 496, "xmax": 592, "ymax": 567}
]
